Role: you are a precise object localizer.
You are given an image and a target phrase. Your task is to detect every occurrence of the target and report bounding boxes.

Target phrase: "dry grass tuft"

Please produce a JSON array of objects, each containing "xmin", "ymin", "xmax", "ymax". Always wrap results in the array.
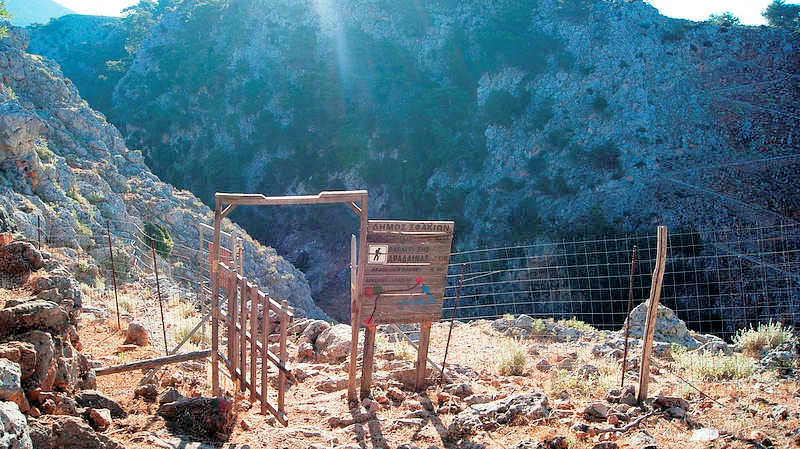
[
  {"xmin": 733, "ymin": 321, "xmax": 795, "ymax": 357},
  {"xmin": 673, "ymin": 351, "xmax": 756, "ymax": 381},
  {"xmin": 496, "ymin": 339, "xmax": 528, "ymax": 376}
]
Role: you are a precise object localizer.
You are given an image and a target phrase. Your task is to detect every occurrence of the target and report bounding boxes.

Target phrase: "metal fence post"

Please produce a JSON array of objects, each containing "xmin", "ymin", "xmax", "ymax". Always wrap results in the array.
[{"xmin": 106, "ymin": 222, "xmax": 121, "ymax": 330}]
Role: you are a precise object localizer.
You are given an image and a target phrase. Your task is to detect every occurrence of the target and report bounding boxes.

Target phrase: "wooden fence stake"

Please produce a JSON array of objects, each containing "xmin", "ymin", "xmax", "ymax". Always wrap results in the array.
[
  {"xmin": 360, "ymin": 325, "xmax": 376, "ymax": 399},
  {"xmin": 249, "ymin": 284, "xmax": 258, "ymax": 401},
  {"xmin": 260, "ymin": 292, "xmax": 269, "ymax": 415},
  {"xmin": 347, "ymin": 234, "xmax": 360, "ymax": 402},
  {"xmin": 239, "ymin": 276, "xmax": 247, "ymax": 393},
  {"xmin": 415, "ymin": 321, "xmax": 432, "ymax": 391},
  {"xmin": 278, "ymin": 300, "xmax": 288, "ymax": 414},
  {"xmin": 210, "ymin": 203, "xmax": 222, "ymax": 396},
  {"xmin": 106, "ymin": 222, "xmax": 121, "ymax": 330},
  {"xmin": 637, "ymin": 226, "xmax": 668, "ymax": 403}
]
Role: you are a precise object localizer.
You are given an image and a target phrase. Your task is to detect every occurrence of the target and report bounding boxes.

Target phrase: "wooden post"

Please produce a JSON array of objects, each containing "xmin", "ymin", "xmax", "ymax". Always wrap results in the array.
[
  {"xmin": 239, "ymin": 276, "xmax": 247, "ymax": 393},
  {"xmin": 360, "ymin": 325, "xmax": 376, "ymax": 399},
  {"xmin": 227, "ymin": 272, "xmax": 237, "ymax": 379},
  {"xmin": 347, "ymin": 234, "xmax": 360, "ymax": 401},
  {"xmin": 95, "ymin": 350, "xmax": 211, "ymax": 376},
  {"xmin": 260, "ymin": 292, "xmax": 269, "ymax": 415},
  {"xmin": 210, "ymin": 203, "xmax": 222, "ymax": 396},
  {"xmin": 637, "ymin": 226, "xmax": 668, "ymax": 403},
  {"xmin": 106, "ymin": 222, "xmax": 121, "ymax": 330},
  {"xmin": 278, "ymin": 300, "xmax": 288, "ymax": 414},
  {"xmin": 415, "ymin": 321, "xmax": 432, "ymax": 391},
  {"xmin": 249, "ymin": 284, "xmax": 258, "ymax": 401}
]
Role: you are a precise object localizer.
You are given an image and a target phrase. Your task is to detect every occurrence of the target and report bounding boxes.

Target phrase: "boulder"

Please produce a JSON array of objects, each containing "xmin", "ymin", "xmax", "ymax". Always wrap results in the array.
[
  {"xmin": 16, "ymin": 331, "xmax": 56, "ymax": 391},
  {"xmin": 315, "ymin": 324, "xmax": 357, "ymax": 362},
  {"xmin": 300, "ymin": 320, "xmax": 330, "ymax": 345},
  {"xmin": 158, "ymin": 387, "xmax": 184, "ymax": 405},
  {"xmin": 133, "ymin": 384, "xmax": 157, "ymax": 401},
  {"xmin": 0, "ymin": 400, "xmax": 33, "ymax": 449},
  {"xmin": 0, "ymin": 241, "xmax": 43, "ymax": 287},
  {"xmin": 622, "ymin": 303, "xmax": 699, "ymax": 349},
  {"xmin": 74, "ymin": 390, "xmax": 126, "ymax": 418},
  {"xmin": 0, "ymin": 359, "xmax": 28, "ymax": 412},
  {"xmin": 157, "ymin": 397, "xmax": 234, "ymax": 440},
  {"xmin": 297, "ymin": 342, "xmax": 314, "ymax": 360},
  {"xmin": 0, "ymin": 300, "xmax": 70, "ymax": 338},
  {"xmin": 448, "ymin": 393, "xmax": 549, "ymax": 436},
  {"xmin": 28, "ymin": 415, "xmax": 124, "ymax": 449},
  {"xmin": 87, "ymin": 408, "xmax": 112, "ymax": 432},
  {"xmin": 122, "ymin": 322, "xmax": 148, "ymax": 346}
]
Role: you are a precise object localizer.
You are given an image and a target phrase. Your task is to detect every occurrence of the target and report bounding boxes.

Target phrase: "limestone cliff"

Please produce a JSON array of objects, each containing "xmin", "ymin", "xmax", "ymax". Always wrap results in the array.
[{"xmin": 0, "ymin": 29, "xmax": 326, "ymax": 319}]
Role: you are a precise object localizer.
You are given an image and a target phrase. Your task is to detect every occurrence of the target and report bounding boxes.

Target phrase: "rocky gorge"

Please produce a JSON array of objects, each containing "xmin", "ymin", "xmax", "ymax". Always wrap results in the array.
[{"xmin": 24, "ymin": 0, "xmax": 800, "ymax": 322}]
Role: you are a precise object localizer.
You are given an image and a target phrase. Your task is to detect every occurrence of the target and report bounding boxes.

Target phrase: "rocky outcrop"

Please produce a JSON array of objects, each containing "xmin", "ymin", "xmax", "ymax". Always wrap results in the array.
[
  {"xmin": 623, "ymin": 302, "xmax": 699, "ymax": 349},
  {"xmin": 28, "ymin": 415, "xmax": 124, "ymax": 449},
  {"xmin": 448, "ymin": 393, "xmax": 550, "ymax": 437},
  {"xmin": 0, "ymin": 400, "xmax": 32, "ymax": 449},
  {"xmin": 157, "ymin": 397, "xmax": 234, "ymax": 440},
  {"xmin": 0, "ymin": 27, "xmax": 324, "ymax": 319}
]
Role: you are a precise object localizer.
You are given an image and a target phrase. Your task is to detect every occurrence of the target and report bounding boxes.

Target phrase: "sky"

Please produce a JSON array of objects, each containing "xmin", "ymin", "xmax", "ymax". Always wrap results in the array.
[{"xmin": 53, "ymin": 0, "xmax": 774, "ymax": 24}]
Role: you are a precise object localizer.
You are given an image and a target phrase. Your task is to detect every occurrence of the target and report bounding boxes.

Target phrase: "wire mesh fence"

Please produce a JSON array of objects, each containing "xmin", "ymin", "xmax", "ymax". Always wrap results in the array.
[{"xmin": 443, "ymin": 222, "xmax": 800, "ymax": 340}]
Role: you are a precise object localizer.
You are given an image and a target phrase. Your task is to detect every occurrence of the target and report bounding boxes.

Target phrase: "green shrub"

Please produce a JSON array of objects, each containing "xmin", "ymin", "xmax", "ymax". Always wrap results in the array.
[
  {"xmin": 555, "ymin": 0, "xmax": 594, "ymax": 21},
  {"xmin": 485, "ymin": 89, "xmax": 529, "ymax": 127},
  {"xmin": 708, "ymin": 11, "xmax": 741, "ymax": 27},
  {"xmin": 587, "ymin": 140, "xmax": 622, "ymax": 173},
  {"xmin": 558, "ymin": 316, "xmax": 595, "ymax": 331},
  {"xmin": 144, "ymin": 222, "xmax": 174, "ymax": 258},
  {"xmin": 528, "ymin": 96, "xmax": 554, "ymax": 130},
  {"xmin": 591, "ymin": 95, "xmax": 609, "ymax": 114},
  {"xmin": 733, "ymin": 321, "xmax": 796, "ymax": 357},
  {"xmin": 662, "ymin": 21, "xmax": 690, "ymax": 42},
  {"xmin": 763, "ymin": 0, "xmax": 800, "ymax": 32},
  {"xmin": 86, "ymin": 192, "xmax": 105, "ymax": 204}
]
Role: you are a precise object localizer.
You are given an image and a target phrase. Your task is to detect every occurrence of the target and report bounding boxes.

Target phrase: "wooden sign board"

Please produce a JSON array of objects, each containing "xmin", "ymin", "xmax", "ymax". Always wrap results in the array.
[{"xmin": 359, "ymin": 220, "xmax": 454, "ymax": 325}]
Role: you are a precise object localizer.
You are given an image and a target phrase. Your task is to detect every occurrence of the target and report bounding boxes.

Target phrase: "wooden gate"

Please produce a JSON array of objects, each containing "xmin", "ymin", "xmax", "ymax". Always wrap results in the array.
[{"xmin": 214, "ymin": 262, "xmax": 292, "ymax": 425}]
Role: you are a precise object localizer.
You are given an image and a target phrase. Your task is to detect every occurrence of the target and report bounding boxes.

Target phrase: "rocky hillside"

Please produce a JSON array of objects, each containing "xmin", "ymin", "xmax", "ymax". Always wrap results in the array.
[
  {"xmin": 26, "ymin": 0, "xmax": 800, "ymax": 321},
  {"xmin": 0, "ymin": 29, "xmax": 326, "ymax": 319}
]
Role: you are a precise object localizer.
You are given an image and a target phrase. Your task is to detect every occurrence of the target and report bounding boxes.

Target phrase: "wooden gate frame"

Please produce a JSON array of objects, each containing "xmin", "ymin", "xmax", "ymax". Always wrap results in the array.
[
  {"xmin": 215, "ymin": 262, "xmax": 293, "ymax": 424},
  {"xmin": 209, "ymin": 190, "xmax": 370, "ymax": 408}
]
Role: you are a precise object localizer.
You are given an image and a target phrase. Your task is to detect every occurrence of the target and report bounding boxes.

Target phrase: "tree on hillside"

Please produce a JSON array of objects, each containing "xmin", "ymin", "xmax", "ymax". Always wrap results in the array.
[
  {"xmin": 708, "ymin": 11, "xmax": 741, "ymax": 27},
  {"xmin": 763, "ymin": 0, "xmax": 800, "ymax": 32},
  {"xmin": 0, "ymin": 1, "xmax": 11, "ymax": 38}
]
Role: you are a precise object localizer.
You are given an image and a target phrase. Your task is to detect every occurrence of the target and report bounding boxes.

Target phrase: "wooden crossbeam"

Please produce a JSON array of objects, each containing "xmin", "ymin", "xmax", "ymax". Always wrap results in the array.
[{"xmin": 95, "ymin": 350, "xmax": 210, "ymax": 376}]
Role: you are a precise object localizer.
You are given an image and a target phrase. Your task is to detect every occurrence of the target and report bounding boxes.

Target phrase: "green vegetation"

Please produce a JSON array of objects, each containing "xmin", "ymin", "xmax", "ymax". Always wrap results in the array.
[
  {"xmin": 496, "ymin": 339, "xmax": 528, "ymax": 376},
  {"xmin": 0, "ymin": 1, "xmax": 9, "ymax": 38},
  {"xmin": 591, "ymin": 95, "xmax": 609, "ymax": 114},
  {"xmin": 763, "ymin": 0, "xmax": 800, "ymax": 31},
  {"xmin": 673, "ymin": 351, "xmax": 756, "ymax": 381},
  {"xmin": 143, "ymin": 222, "xmax": 174, "ymax": 258},
  {"xmin": 485, "ymin": 89, "xmax": 530, "ymax": 127},
  {"xmin": 558, "ymin": 316, "xmax": 595, "ymax": 331},
  {"xmin": 733, "ymin": 321, "xmax": 796, "ymax": 357},
  {"xmin": 708, "ymin": 11, "xmax": 741, "ymax": 27},
  {"xmin": 555, "ymin": 0, "xmax": 594, "ymax": 21},
  {"xmin": 662, "ymin": 21, "xmax": 691, "ymax": 42}
]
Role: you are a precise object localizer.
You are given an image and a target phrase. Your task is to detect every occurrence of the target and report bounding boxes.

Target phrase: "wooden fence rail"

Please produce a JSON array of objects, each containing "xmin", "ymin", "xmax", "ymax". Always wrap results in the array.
[{"xmin": 215, "ymin": 263, "xmax": 292, "ymax": 425}]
